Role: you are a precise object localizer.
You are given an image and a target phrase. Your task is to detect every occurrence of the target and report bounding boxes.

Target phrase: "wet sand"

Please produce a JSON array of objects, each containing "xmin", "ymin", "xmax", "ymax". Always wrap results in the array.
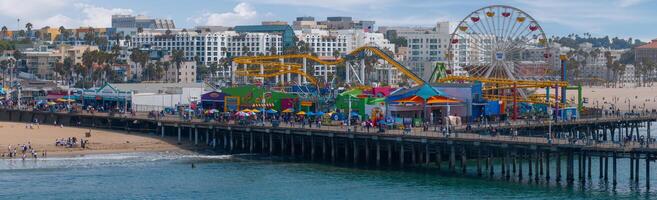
[{"xmin": 0, "ymin": 121, "xmax": 192, "ymax": 158}]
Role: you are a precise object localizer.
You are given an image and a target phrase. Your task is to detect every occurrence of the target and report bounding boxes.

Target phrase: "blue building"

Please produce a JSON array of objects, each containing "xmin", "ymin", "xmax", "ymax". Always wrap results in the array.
[{"xmin": 234, "ymin": 25, "xmax": 296, "ymax": 48}]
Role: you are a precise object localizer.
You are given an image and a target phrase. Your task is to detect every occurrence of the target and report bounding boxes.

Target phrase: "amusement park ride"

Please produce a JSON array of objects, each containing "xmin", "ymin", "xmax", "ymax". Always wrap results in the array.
[{"xmin": 230, "ymin": 5, "xmax": 581, "ymax": 120}]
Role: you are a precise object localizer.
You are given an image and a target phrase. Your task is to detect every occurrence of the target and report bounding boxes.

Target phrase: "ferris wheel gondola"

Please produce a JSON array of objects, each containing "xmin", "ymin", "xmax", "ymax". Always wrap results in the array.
[{"xmin": 447, "ymin": 5, "xmax": 556, "ymax": 83}]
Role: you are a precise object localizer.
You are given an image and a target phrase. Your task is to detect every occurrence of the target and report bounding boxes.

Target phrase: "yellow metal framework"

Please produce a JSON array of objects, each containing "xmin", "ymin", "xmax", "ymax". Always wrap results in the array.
[
  {"xmin": 232, "ymin": 46, "xmax": 425, "ymax": 85},
  {"xmin": 438, "ymin": 75, "xmax": 570, "ymax": 106}
]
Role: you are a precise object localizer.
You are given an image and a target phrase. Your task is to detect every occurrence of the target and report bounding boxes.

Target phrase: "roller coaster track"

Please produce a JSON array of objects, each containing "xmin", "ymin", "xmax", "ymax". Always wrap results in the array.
[
  {"xmin": 232, "ymin": 46, "xmax": 425, "ymax": 86},
  {"xmin": 437, "ymin": 75, "xmax": 568, "ymax": 88}
]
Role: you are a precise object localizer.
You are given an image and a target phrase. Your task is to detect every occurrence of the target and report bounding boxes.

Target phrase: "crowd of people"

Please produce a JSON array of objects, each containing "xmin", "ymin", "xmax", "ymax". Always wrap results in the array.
[{"xmin": 1, "ymin": 143, "xmax": 45, "ymax": 160}]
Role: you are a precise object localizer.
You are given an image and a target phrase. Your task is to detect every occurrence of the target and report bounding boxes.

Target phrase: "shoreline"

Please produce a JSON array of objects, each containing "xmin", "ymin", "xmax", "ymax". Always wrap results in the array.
[{"xmin": 0, "ymin": 121, "xmax": 201, "ymax": 160}]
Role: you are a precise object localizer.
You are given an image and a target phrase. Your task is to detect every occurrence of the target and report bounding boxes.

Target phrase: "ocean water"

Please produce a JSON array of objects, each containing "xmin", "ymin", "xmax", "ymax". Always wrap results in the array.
[{"xmin": 0, "ymin": 151, "xmax": 656, "ymax": 199}]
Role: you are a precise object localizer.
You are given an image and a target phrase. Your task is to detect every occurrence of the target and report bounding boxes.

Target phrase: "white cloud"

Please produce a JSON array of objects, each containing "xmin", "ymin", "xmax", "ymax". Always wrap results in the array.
[
  {"xmin": 241, "ymin": 0, "xmax": 396, "ymax": 11},
  {"xmin": 190, "ymin": 3, "xmax": 258, "ymax": 26},
  {"xmin": 0, "ymin": 1, "xmax": 133, "ymax": 29},
  {"xmin": 37, "ymin": 14, "xmax": 76, "ymax": 28},
  {"xmin": 0, "ymin": 0, "xmax": 73, "ymax": 18},
  {"xmin": 74, "ymin": 3, "xmax": 133, "ymax": 27}
]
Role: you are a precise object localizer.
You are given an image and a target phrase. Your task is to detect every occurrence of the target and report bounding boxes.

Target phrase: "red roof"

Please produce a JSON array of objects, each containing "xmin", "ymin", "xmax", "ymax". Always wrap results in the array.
[{"xmin": 637, "ymin": 39, "xmax": 657, "ymax": 49}]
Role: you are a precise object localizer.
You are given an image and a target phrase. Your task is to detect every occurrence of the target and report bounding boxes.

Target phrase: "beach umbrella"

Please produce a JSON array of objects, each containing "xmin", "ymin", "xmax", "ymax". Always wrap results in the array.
[
  {"xmin": 47, "ymin": 101, "xmax": 57, "ymax": 105},
  {"xmin": 56, "ymin": 98, "xmax": 75, "ymax": 102},
  {"xmin": 351, "ymin": 111, "xmax": 360, "ymax": 117},
  {"xmin": 241, "ymin": 109, "xmax": 253, "ymax": 113},
  {"xmin": 266, "ymin": 109, "xmax": 278, "ymax": 114},
  {"xmin": 316, "ymin": 111, "xmax": 325, "ymax": 116},
  {"xmin": 297, "ymin": 111, "xmax": 306, "ymax": 115},
  {"xmin": 282, "ymin": 108, "xmax": 294, "ymax": 113},
  {"xmin": 184, "ymin": 108, "xmax": 194, "ymax": 112},
  {"xmin": 252, "ymin": 109, "xmax": 261, "ymax": 113},
  {"xmin": 306, "ymin": 111, "xmax": 315, "ymax": 116}
]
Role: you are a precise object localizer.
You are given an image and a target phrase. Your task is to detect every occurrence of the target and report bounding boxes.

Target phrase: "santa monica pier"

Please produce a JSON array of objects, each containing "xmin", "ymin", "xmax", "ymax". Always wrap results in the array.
[{"xmin": 1, "ymin": 5, "xmax": 657, "ymax": 190}]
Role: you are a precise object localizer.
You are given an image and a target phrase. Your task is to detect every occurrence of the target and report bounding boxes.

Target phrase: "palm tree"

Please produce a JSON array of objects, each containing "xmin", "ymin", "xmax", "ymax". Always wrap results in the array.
[
  {"xmin": 268, "ymin": 45, "xmax": 277, "ymax": 56},
  {"xmin": 57, "ymin": 26, "xmax": 66, "ymax": 42},
  {"xmin": 25, "ymin": 22, "xmax": 32, "ymax": 39},
  {"xmin": 171, "ymin": 49, "xmax": 185, "ymax": 73},
  {"xmin": 604, "ymin": 51, "xmax": 615, "ymax": 87},
  {"xmin": 84, "ymin": 27, "xmax": 96, "ymax": 45},
  {"xmin": 241, "ymin": 46, "xmax": 250, "ymax": 56},
  {"xmin": 1, "ymin": 26, "xmax": 7, "ymax": 40},
  {"xmin": 162, "ymin": 61, "xmax": 171, "ymax": 82}
]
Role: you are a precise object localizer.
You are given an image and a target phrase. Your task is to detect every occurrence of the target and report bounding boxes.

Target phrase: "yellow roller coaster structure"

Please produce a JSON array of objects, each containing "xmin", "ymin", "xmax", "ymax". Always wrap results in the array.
[
  {"xmin": 232, "ymin": 46, "xmax": 426, "ymax": 86},
  {"xmin": 437, "ymin": 75, "xmax": 570, "ymax": 106}
]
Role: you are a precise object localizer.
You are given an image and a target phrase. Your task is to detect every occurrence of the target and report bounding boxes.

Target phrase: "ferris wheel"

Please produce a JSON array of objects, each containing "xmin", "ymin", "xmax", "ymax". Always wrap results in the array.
[{"xmin": 447, "ymin": 5, "xmax": 556, "ymax": 81}]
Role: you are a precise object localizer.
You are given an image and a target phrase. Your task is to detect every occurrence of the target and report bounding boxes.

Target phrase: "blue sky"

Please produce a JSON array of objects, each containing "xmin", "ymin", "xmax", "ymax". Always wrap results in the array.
[{"xmin": 0, "ymin": 0, "xmax": 655, "ymax": 41}]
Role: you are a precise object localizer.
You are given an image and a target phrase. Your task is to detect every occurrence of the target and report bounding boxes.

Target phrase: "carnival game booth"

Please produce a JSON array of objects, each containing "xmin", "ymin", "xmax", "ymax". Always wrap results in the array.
[
  {"xmin": 80, "ymin": 83, "xmax": 132, "ymax": 111},
  {"xmin": 386, "ymin": 84, "xmax": 464, "ymax": 127},
  {"xmin": 200, "ymin": 91, "xmax": 227, "ymax": 111},
  {"xmin": 335, "ymin": 89, "xmax": 387, "ymax": 122},
  {"xmin": 221, "ymin": 85, "xmax": 298, "ymax": 112}
]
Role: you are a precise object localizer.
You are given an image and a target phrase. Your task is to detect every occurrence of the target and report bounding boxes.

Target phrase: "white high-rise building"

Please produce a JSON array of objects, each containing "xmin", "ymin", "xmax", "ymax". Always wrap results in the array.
[
  {"xmin": 130, "ymin": 31, "xmax": 282, "ymax": 64},
  {"xmin": 296, "ymin": 29, "xmax": 398, "ymax": 84},
  {"xmin": 296, "ymin": 29, "xmax": 394, "ymax": 57},
  {"xmin": 380, "ymin": 22, "xmax": 451, "ymax": 81}
]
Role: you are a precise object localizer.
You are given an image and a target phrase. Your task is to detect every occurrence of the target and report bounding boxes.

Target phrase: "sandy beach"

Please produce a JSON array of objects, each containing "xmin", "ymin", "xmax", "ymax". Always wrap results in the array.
[
  {"xmin": 581, "ymin": 86, "xmax": 657, "ymax": 111},
  {"xmin": 0, "ymin": 121, "xmax": 193, "ymax": 158}
]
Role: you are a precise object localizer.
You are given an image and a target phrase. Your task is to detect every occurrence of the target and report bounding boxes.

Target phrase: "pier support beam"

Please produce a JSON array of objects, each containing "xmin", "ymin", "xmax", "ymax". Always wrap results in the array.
[
  {"xmin": 518, "ymin": 153, "xmax": 523, "ymax": 180},
  {"xmin": 567, "ymin": 151, "xmax": 574, "ymax": 183},
  {"xmin": 587, "ymin": 154, "xmax": 591, "ymax": 179},
  {"xmin": 477, "ymin": 148, "xmax": 482, "ymax": 177},
  {"xmin": 400, "ymin": 142, "xmax": 405, "ymax": 167},
  {"xmin": 436, "ymin": 145, "xmax": 442, "ymax": 170},
  {"xmin": 364, "ymin": 140, "xmax": 369, "ymax": 164},
  {"xmin": 535, "ymin": 152, "xmax": 540, "ymax": 182},
  {"xmin": 555, "ymin": 151, "xmax": 561, "ymax": 182},
  {"xmin": 599, "ymin": 155, "xmax": 603, "ymax": 179},
  {"xmin": 613, "ymin": 152, "xmax": 617, "ymax": 185},
  {"xmin": 269, "ymin": 134, "xmax": 273, "ymax": 155},
  {"xmin": 528, "ymin": 153, "xmax": 533, "ymax": 178},
  {"xmin": 331, "ymin": 137, "xmax": 335, "ymax": 163},
  {"xmin": 461, "ymin": 147, "xmax": 467, "ymax": 174},
  {"xmin": 604, "ymin": 155, "xmax": 609, "ymax": 181},
  {"xmin": 353, "ymin": 140, "xmax": 358, "ymax": 164},
  {"xmin": 311, "ymin": 136, "xmax": 315, "ymax": 161},
  {"xmin": 646, "ymin": 154, "xmax": 651, "ymax": 189},
  {"xmin": 177, "ymin": 126, "xmax": 181, "ymax": 143},
  {"xmin": 388, "ymin": 142, "xmax": 392, "ymax": 166},
  {"xmin": 634, "ymin": 154, "xmax": 639, "ymax": 183},
  {"xmin": 449, "ymin": 145, "xmax": 456, "ymax": 172},
  {"xmin": 545, "ymin": 151, "xmax": 550, "ymax": 181},
  {"xmin": 489, "ymin": 151, "xmax": 494, "ymax": 177},
  {"xmin": 250, "ymin": 132, "xmax": 254, "ymax": 153},
  {"xmin": 194, "ymin": 128, "xmax": 198, "ymax": 145},
  {"xmin": 161, "ymin": 125, "xmax": 164, "ymax": 138},
  {"xmin": 229, "ymin": 131, "xmax": 234, "ymax": 153},
  {"xmin": 630, "ymin": 154, "xmax": 635, "ymax": 180},
  {"xmin": 376, "ymin": 140, "xmax": 381, "ymax": 167}
]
